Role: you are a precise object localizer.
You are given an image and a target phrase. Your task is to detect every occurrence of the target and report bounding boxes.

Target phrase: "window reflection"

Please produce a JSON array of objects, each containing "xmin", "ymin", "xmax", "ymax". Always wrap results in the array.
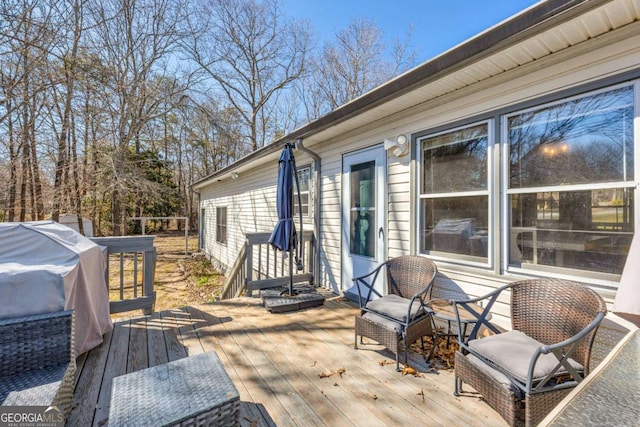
[
  {"xmin": 507, "ymin": 85, "xmax": 635, "ymax": 276},
  {"xmin": 510, "ymin": 189, "xmax": 634, "ymax": 274},
  {"xmin": 421, "ymin": 197, "xmax": 489, "ymax": 257},
  {"xmin": 509, "ymin": 86, "xmax": 634, "ymax": 188},
  {"xmin": 419, "ymin": 122, "xmax": 490, "ymax": 261},
  {"xmin": 350, "ymin": 161, "xmax": 375, "ymax": 257},
  {"xmin": 422, "ymin": 123, "xmax": 488, "ymax": 194}
]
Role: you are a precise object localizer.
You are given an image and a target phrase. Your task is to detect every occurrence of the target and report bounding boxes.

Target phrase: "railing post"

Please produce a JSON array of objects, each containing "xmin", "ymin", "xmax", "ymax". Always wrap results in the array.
[
  {"xmin": 143, "ymin": 247, "xmax": 157, "ymax": 315},
  {"xmin": 245, "ymin": 237, "xmax": 253, "ymax": 297}
]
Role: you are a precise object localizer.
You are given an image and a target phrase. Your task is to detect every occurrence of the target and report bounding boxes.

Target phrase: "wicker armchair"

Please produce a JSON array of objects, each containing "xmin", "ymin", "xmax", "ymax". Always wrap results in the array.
[
  {"xmin": 354, "ymin": 255, "xmax": 437, "ymax": 371},
  {"xmin": 1, "ymin": 310, "xmax": 76, "ymax": 417},
  {"xmin": 451, "ymin": 278, "xmax": 606, "ymax": 427}
]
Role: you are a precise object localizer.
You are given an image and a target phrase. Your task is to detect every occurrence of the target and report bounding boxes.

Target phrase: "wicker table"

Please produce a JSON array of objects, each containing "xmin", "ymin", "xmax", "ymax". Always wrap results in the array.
[{"xmin": 109, "ymin": 351, "xmax": 240, "ymax": 426}]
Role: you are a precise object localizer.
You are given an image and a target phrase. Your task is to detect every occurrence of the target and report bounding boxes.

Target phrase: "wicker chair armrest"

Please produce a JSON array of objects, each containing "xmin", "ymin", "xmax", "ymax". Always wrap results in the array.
[
  {"xmin": 450, "ymin": 283, "xmax": 511, "ymax": 344},
  {"xmin": 352, "ymin": 261, "xmax": 388, "ymax": 308},
  {"xmin": 526, "ymin": 311, "xmax": 606, "ymax": 392},
  {"xmin": 405, "ymin": 285, "xmax": 432, "ymax": 324},
  {"xmin": 539, "ymin": 311, "xmax": 606, "ymax": 356}
]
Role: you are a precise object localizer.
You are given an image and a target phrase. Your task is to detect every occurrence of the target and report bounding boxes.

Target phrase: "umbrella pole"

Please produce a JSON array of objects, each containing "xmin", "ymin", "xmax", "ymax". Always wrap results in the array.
[{"xmin": 289, "ymin": 245, "xmax": 294, "ymax": 296}]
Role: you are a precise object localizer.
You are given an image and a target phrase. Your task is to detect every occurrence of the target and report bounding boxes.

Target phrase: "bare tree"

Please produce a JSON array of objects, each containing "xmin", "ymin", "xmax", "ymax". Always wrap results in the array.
[
  {"xmin": 86, "ymin": 0, "xmax": 193, "ymax": 235},
  {"xmin": 0, "ymin": 0, "xmax": 55, "ymax": 221},
  {"xmin": 48, "ymin": 0, "xmax": 84, "ymax": 223},
  {"xmin": 186, "ymin": 0, "xmax": 310, "ymax": 150},
  {"xmin": 299, "ymin": 18, "xmax": 417, "ymax": 119}
]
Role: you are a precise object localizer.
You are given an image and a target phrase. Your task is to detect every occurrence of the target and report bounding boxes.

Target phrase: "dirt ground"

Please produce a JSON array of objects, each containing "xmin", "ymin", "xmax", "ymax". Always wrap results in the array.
[{"xmin": 108, "ymin": 232, "xmax": 225, "ymax": 315}]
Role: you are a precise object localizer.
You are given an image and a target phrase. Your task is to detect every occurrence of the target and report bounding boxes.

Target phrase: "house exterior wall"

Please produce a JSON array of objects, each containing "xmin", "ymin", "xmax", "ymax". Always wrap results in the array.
[
  {"xmin": 199, "ymin": 153, "xmax": 315, "ymax": 273},
  {"xmin": 198, "ymin": 21, "xmax": 640, "ymax": 326}
]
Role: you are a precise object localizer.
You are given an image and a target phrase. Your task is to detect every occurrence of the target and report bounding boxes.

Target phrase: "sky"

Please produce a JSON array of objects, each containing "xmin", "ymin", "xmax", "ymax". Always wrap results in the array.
[{"xmin": 281, "ymin": 0, "xmax": 542, "ymax": 62}]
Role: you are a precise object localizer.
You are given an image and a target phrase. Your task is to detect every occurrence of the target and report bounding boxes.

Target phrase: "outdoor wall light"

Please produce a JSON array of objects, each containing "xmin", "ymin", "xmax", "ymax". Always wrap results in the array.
[
  {"xmin": 231, "ymin": 171, "xmax": 239, "ymax": 179},
  {"xmin": 384, "ymin": 134, "xmax": 410, "ymax": 157}
]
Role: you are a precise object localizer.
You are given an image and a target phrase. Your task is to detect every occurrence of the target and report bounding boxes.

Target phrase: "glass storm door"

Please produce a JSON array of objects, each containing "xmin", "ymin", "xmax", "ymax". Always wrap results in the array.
[{"xmin": 342, "ymin": 145, "xmax": 386, "ymax": 299}]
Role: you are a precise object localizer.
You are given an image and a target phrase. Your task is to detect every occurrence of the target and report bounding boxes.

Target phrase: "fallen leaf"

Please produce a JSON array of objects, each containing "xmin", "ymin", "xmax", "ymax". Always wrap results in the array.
[
  {"xmin": 378, "ymin": 360, "xmax": 394, "ymax": 367},
  {"xmin": 417, "ymin": 388, "xmax": 425, "ymax": 403},
  {"xmin": 336, "ymin": 368, "xmax": 346, "ymax": 377},
  {"xmin": 243, "ymin": 417, "xmax": 259, "ymax": 427},
  {"xmin": 318, "ymin": 371, "xmax": 333, "ymax": 378},
  {"xmin": 402, "ymin": 366, "xmax": 416, "ymax": 376},
  {"xmin": 367, "ymin": 392, "xmax": 378, "ymax": 400}
]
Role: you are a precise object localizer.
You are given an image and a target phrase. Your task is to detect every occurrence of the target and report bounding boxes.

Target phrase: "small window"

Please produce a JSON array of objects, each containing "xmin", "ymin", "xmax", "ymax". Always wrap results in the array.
[
  {"xmin": 294, "ymin": 166, "xmax": 311, "ymax": 217},
  {"xmin": 216, "ymin": 207, "xmax": 227, "ymax": 244}
]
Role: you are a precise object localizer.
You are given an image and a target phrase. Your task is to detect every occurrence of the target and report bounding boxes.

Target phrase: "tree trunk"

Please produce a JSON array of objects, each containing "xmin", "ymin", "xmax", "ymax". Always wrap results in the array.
[
  {"xmin": 19, "ymin": 138, "xmax": 29, "ymax": 222},
  {"xmin": 7, "ymin": 97, "xmax": 17, "ymax": 222},
  {"xmin": 29, "ymin": 96, "xmax": 45, "ymax": 220}
]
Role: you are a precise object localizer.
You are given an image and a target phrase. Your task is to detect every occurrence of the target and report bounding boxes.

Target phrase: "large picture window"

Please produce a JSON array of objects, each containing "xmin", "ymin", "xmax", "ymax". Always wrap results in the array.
[
  {"xmin": 216, "ymin": 206, "xmax": 227, "ymax": 244},
  {"xmin": 506, "ymin": 84, "xmax": 635, "ymax": 277},
  {"xmin": 416, "ymin": 81, "xmax": 637, "ymax": 282},
  {"xmin": 418, "ymin": 122, "xmax": 490, "ymax": 261}
]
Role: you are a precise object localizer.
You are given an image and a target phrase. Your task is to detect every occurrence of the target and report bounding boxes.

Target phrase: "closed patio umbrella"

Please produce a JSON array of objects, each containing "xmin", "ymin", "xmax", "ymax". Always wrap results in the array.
[{"xmin": 268, "ymin": 142, "xmax": 303, "ymax": 296}]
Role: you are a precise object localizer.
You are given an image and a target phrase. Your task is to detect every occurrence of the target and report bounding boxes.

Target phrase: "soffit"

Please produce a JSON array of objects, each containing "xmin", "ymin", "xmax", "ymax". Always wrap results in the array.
[{"xmin": 302, "ymin": 0, "xmax": 640, "ymax": 147}]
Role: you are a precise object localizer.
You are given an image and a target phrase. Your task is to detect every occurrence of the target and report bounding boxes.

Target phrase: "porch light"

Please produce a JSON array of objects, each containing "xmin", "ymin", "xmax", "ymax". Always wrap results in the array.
[{"xmin": 384, "ymin": 134, "xmax": 410, "ymax": 157}]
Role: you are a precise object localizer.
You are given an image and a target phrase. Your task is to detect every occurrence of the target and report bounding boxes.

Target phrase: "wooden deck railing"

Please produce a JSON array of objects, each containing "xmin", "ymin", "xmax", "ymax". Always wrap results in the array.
[
  {"xmin": 91, "ymin": 236, "xmax": 157, "ymax": 315},
  {"xmin": 220, "ymin": 231, "xmax": 315, "ymax": 299}
]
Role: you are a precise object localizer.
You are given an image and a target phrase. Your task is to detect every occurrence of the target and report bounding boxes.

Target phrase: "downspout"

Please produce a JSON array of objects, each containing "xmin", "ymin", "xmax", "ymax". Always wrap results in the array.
[
  {"xmin": 192, "ymin": 188, "xmax": 202, "ymax": 251},
  {"xmin": 295, "ymin": 138, "xmax": 321, "ymax": 288}
]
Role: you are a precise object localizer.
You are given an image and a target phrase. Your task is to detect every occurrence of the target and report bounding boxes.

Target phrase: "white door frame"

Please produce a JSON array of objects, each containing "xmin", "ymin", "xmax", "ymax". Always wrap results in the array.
[{"xmin": 341, "ymin": 144, "xmax": 387, "ymax": 299}]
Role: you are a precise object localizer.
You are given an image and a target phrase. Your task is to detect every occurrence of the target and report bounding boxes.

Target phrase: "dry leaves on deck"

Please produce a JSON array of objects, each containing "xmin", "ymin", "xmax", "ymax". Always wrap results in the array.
[
  {"xmin": 410, "ymin": 335, "xmax": 460, "ymax": 371},
  {"xmin": 367, "ymin": 392, "xmax": 378, "ymax": 400}
]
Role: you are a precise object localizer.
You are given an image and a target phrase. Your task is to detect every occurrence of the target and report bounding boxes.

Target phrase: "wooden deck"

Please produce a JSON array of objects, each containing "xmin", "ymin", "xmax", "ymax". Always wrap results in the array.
[{"xmin": 67, "ymin": 291, "xmax": 628, "ymax": 427}]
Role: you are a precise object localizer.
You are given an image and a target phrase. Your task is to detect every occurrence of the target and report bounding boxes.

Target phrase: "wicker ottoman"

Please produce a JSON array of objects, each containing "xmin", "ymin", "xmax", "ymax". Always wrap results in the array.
[{"xmin": 109, "ymin": 351, "xmax": 240, "ymax": 426}]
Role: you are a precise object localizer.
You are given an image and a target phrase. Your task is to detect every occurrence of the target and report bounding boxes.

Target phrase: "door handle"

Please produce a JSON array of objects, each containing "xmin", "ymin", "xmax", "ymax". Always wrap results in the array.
[{"xmin": 379, "ymin": 227, "xmax": 384, "ymax": 238}]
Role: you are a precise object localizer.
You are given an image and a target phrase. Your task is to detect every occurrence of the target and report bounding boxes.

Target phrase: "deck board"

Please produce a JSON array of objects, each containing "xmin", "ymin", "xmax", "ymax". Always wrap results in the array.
[
  {"xmin": 68, "ymin": 327, "xmax": 113, "ymax": 427},
  {"xmin": 93, "ymin": 317, "xmax": 131, "ymax": 427},
  {"xmin": 146, "ymin": 312, "xmax": 169, "ymax": 367},
  {"xmin": 126, "ymin": 315, "xmax": 149, "ymax": 372},
  {"xmin": 68, "ymin": 290, "xmax": 627, "ymax": 426}
]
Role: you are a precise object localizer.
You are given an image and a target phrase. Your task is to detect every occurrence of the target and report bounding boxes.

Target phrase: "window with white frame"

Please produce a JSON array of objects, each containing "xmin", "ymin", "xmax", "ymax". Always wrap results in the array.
[
  {"xmin": 294, "ymin": 166, "xmax": 311, "ymax": 217},
  {"xmin": 506, "ymin": 84, "xmax": 635, "ymax": 278},
  {"xmin": 416, "ymin": 81, "xmax": 637, "ymax": 282},
  {"xmin": 216, "ymin": 206, "xmax": 227, "ymax": 244},
  {"xmin": 418, "ymin": 122, "xmax": 491, "ymax": 262}
]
